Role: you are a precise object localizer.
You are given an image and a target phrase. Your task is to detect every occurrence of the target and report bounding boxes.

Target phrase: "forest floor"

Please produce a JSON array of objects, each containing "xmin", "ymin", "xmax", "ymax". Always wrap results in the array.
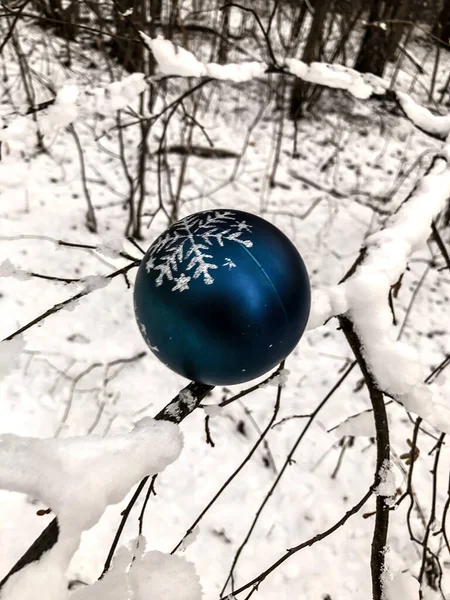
[{"xmin": 1, "ymin": 23, "xmax": 450, "ymax": 600}]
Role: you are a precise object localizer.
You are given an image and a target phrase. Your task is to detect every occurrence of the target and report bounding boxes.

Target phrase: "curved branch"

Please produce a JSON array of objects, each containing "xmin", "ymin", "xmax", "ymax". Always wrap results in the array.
[
  {"xmin": 338, "ymin": 316, "xmax": 390, "ymax": 600},
  {"xmin": 389, "ymin": 90, "xmax": 450, "ymax": 142}
]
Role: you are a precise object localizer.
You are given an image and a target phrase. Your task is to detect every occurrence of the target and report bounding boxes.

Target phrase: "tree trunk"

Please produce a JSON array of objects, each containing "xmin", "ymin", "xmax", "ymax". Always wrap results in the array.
[
  {"xmin": 434, "ymin": 0, "xmax": 450, "ymax": 47},
  {"xmin": 289, "ymin": 0, "xmax": 329, "ymax": 120},
  {"xmin": 290, "ymin": 1, "xmax": 308, "ymax": 51},
  {"xmin": 217, "ymin": 5, "xmax": 230, "ymax": 64},
  {"xmin": 112, "ymin": 0, "xmax": 146, "ymax": 72},
  {"xmin": 354, "ymin": 0, "xmax": 410, "ymax": 76},
  {"xmin": 32, "ymin": 0, "xmax": 78, "ymax": 40}
]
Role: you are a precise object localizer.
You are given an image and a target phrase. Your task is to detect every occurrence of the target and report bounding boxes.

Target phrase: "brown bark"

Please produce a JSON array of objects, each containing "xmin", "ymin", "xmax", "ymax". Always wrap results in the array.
[
  {"xmin": 434, "ymin": 0, "xmax": 450, "ymax": 47},
  {"xmin": 354, "ymin": 0, "xmax": 410, "ymax": 76},
  {"xmin": 289, "ymin": 0, "xmax": 330, "ymax": 120},
  {"xmin": 31, "ymin": 0, "xmax": 78, "ymax": 40},
  {"xmin": 217, "ymin": 5, "xmax": 230, "ymax": 64},
  {"xmin": 112, "ymin": 0, "xmax": 149, "ymax": 72}
]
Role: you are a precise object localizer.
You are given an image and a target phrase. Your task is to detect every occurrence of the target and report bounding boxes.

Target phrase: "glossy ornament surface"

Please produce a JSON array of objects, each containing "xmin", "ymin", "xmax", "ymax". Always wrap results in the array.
[{"xmin": 134, "ymin": 209, "xmax": 310, "ymax": 385}]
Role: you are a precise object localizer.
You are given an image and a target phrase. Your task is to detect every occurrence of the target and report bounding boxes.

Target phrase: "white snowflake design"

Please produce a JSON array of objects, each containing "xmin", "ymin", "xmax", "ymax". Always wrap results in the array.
[{"xmin": 146, "ymin": 211, "xmax": 253, "ymax": 292}]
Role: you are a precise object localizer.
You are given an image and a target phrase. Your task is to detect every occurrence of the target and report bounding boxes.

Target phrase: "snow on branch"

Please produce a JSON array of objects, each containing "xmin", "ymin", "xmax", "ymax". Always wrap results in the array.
[
  {"xmin": 395, "ymin": 91, "xmax": 450, "ymax": 141},
  {"xmin": 0, "ymin": 418, "xmax": 183, "ymax": 600},
  {"xmin": 72, "ymin": 542, "xmax": 203, "ymax": 600},
  {"xmin": 0, "ymin": 73, "xmax": 147, "ymax": 147},
  {"xmin": 140, "ymin": 33, "xmax": 266, "ymax": 82},
  {"xmin": 140, "ymin": 33, "xmax": 404, "ymax": 105},
  {"xmin": 140, "ymin": 33, "xmax": 388, "ymax": 96},
  {"xmin": 307, "ymin": 147, "xmax": 450, "ymax": 432},
  {"xmin": 138, "ymin": 34, "xmax": 450, "ymax": 143},
  {"xmin": 383, "ymin": 571, "xmax": 420, "ymax": 599},
  {"xmin": 140, "ymin": 34, "xmax": 207, "ymax": 77},
  {"xmin": 285, "ymin": 58, "xmax": 388, "ymax": 100},
  {"xmin": 0, "ymin": 85, "xmax": 78, "ymax": 146},
  {"xmin": 1, "ymin": 34, "xmax": 446, "ymax": 148},
  {"xmin": 139, "ymin": 34, "xmax": 450, "ymax": 140}
]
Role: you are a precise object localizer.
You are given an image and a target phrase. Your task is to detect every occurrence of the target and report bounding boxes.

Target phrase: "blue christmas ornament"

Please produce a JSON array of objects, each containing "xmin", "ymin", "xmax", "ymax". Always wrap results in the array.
[{"xmin": 134, "ymin": 209, "xmax": 310, "ymax": 386}]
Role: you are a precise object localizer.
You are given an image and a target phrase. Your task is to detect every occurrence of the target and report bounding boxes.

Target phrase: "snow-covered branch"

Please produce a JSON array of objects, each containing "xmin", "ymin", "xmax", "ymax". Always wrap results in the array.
[
  {"xmin": 0, "ymin": 419, "xmax": 184, "ymax": 600},
  {"xmin": 137, "ymin": 34, "xmax": 448, "ymax": 141},
  {"xmin": 394, "ymin": 92, "xmax": 450, "ymax": 141},
  {"xmin": 301, "ymin": 143, "xmax": 450, "ymax": 598},
  {"xmin": 307, "ymin": 147, "xmax": 450, "ymax": 432},
  {"xmin": 0, "ymin": 380, "xmax": 213, "ymax": 598},
  {"xmin": 1, "ymin": 32, "xmax": 447, "ymax": 151},
  {"xmin": 0, "ymin": 73, "xmax": 148, "ymax": 148}
]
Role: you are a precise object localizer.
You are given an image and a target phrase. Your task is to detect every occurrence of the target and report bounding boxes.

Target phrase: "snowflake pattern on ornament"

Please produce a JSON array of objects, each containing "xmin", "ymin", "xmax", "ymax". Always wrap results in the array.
[{"xmin": 145, "ymin": 211, "xmax": 253, "ymax": 292}]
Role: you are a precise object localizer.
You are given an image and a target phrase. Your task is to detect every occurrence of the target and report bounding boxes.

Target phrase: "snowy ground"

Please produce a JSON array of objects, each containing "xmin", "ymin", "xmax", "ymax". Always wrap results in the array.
[{"xmin": 1, "ymin": 21, "xmax": 450, "ymax": 599}]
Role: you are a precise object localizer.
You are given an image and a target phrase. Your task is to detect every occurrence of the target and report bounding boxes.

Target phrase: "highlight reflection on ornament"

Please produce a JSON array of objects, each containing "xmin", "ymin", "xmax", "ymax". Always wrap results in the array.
[{"xmin": 134, "ymin": 209, "xmax": 311, "ymax": 386}]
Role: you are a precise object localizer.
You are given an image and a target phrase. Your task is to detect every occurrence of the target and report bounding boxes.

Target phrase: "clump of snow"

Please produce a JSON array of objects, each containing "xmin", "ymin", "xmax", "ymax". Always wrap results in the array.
[
  {"xmin": 140, "ymin": 39, "xmax": 397, "ymax": 97},
  {"xmin": 141, "ymin": 33, "xmax": 268, "ymax": 82},
  {"xmin": 72, "ymin": 543, "xmax": 203, "ymax": 600},
  {"xmin": 2, "ymin": 550, "xmax": 70, "ymax": 600},
  {"xmin": 262, "ymin": 368, "xmax": 290, "ymax": 388},
  {"xmin": 0, "ymin": 335, "xmax": 26, "ymax": 380},
  {"xmin": 130, "ymin": 551, "xmax": 203, "ymax": 600},
  {"xmin": 179, "ymin": 526, "xmax": 200, "ymax": 551},
  {"xmin": 0, "ymin": 85, "xmax": 75, "ymax": 147},
  {"xmin": 0, "ymin": 259, "xmax": 30, "ymax": 281},
  {"xmin": 375, "ymin": 460, "xmax": 396, "ymax": 505},
  {"xmin": 0, "ymin": 417, "xmax": 182, "ymax": 532},
  {"xmin": 423, "ymin": 391, "xmax": 450, "ymax": 434},
  {"xmin": 397, "ymin": 385, "xmax": 434, "ymax": 420},
  {"xmin": 362, "ymin": 73, "xmax": 389, "ymax": 95},
  {"xmin": 284, "ymin": 58, "xmax": 308, "ymax": 79},
  {"xmin": 82, "ymin": 275, "xmax": 111, "ymax": 292},
  {"xmin": 44, "ymin": 85, "xmax": 79, "ymax": 131},
  {"xmin": 63, "ymin": 297, "xmax": 82, "ymax": 312},
  {"xmin": 360, "ymin": 340, "xmax": 424, "ymax": 397},
  {"xmin": 0, "ymin": 115, "xmax": 34, "ymax": 143},
  {"xmin": 0, "ymin": 259, "xmax": 17, "ymax": 277},
  {"xmin": 383, "ymin": 571, "xmax": 420, "ymax": 599},
  {"xmin": 179, "ymin": 389, "xmax": 195, "ymax": 408},
  {"xmin": 306, "ymin": 282, "xmax": 348, "ymax": 330},
  {"xmin": 140, "ymin": 34, "xmax": 207, "ymax": 77},
  {"xmin": 72, "ymin": 545, "xmax": 132, "ymax": 600},
  {"xmin": 0, "ymin": 418, "xmax": 183, "ymax": 600},
  {"xmin": 285, "ymin": 59, "xmax": 377, "ymax": 99},
  {"xmin": 396, "ymin": 92, "xmax": 450, "ymax": 140},
  {"xmin": 327, "ymin": 285, "xmax": 348, "ymax": 317},
  {"xmin": 306, "ymin": 288, "xmax": 333, "ymax": 330},
  {"xmin": 96, "ymin": 240, "xmax": 123, "ymax": 259},
  {"xmin": 105, "ymin": 73, "xmax": 148, "ymax": 112},
  {"xmin": 205, "ymin": 62, "xmax": 266, "ymax": 82},
  {"xmin": 85, "ymin": 72, "xmax": 148, "ymax": 119}
]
